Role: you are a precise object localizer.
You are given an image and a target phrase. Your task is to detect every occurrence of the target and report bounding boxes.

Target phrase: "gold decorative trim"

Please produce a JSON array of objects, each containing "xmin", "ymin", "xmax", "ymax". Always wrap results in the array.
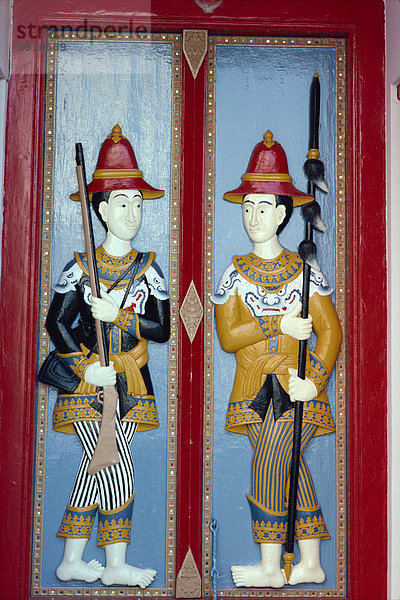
[
  {"xmin": 176, "ymin": 547, "xmax": 202, "ymax": 598},
  {"xmin": 107, "ymin": 124, "xmax": 127, "ymax": 143},
  {"xmin": 180, "ymin": 280, "xmax": 204, "ymax": 343},
  {"xmin": 242, "ymin": 173, "xmax": 292, "ymax": 182},
  {"xmin": 92, "ymin": 168, "xmax": 143, "ymax": 179},
  {"xmin": 308, "ymin": 148, "xmax": 320, "ymax": 159},
  {"xmin": 97, "ymin": 517, "xmax": 132, "ymax": 546},
  {"xmin": 203, "ymin": 34, "xmax": 347, "ymax": 598},
  {"xmin": 33, "ymin": 29, "xmax": 182, "ymax": 597},
  {"xmin": 263, "ymin": 129, "xmax": 276, "ymax": 148},
  {"xmin": 57, "ymin": 512, "xmax": 96, "ymax": 539},
  {"xmin": 183, "ymin": 29, "xmax": 208, "ymax": 79}
]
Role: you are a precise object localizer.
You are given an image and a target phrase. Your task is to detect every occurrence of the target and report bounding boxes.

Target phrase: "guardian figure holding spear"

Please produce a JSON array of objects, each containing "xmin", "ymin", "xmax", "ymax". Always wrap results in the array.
[
  {"xmin": 212, "ymin": 127, "xmax": 342, "ymax": 587},
  {"xmin": 42, "ymin": 125, "xmax": 170, "ymax": 587}
]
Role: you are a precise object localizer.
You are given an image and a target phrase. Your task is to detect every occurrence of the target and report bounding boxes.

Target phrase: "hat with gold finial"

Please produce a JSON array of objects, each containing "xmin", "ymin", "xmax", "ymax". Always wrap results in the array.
[
  {"xmin": 224, "ymin": 130, "xmax": 313, "ymax": 207},
  {"xmin": 70, "ymin": 124, "xmax": 165, "ymax": 201}
]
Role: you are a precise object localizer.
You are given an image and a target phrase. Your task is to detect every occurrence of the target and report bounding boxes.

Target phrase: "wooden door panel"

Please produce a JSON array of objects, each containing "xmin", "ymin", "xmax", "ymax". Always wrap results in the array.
[
  {"xmin": 34, "ymin": 32, "xmax": 182, "ymax": 596},
  {"xmin": 0, "ymin": 2, "xmax": 386, "ymax": 599},
  {"xmin": 203, "ymin": 36, "xmax": 346, "ymax": 597}
]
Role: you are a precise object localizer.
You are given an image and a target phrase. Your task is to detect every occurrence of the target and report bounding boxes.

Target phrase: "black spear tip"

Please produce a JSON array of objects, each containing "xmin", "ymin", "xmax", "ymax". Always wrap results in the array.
[
  {"xmin": 301, "ymin": 200, "xmax": 327, "ymax": 233},
  {"xmin": 304, "ymin": 158, "xmax": 329, "ymax": 193},
  {"xmin": 299, "ymin": 239, "xmax": 321, "ymax": 272},
  {"xmin": 75, "ymin": 142, "xmax": 84, "ymax": 167},
  {"xmin": 309, "ymin": 73, "xmax": 321, "ymax": 150}
]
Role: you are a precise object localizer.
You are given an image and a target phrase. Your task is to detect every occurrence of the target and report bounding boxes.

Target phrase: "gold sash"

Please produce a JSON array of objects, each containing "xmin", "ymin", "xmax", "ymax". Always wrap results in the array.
[
  {"xmin": 236, "ymin": 345, "xmax": 297, "ymax": 400},
  {"xmin": 111, "ymin": 340, "xmax": 148, "ymax": 397},
  {"xmin": 74, "ymin": 340, "xmax": 149, "ymax": 397}
]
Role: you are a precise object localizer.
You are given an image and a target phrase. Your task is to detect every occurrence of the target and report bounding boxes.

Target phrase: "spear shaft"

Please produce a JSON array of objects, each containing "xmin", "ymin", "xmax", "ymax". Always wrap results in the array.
[
  {"xmin": 283, "ymin": 201, "xmax": 314, "ymax": 581},
  {"xmin": 283, "ymin": 75, "xmax": 322, "ymax": 582}
]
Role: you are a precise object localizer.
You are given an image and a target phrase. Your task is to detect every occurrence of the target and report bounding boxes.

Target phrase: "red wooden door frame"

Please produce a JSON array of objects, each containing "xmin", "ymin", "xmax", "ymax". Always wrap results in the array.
[{"xmin": 0, "ymin": 2, "xmax": 386, "ymax": 599}]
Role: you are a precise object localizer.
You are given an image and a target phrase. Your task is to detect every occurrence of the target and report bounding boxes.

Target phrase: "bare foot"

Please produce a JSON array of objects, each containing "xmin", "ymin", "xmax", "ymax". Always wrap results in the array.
[
  {"xmin": 101, "ymin": 564, "xmax": 157, "ymax": 588},
  {"xmin": 288, "ymin": 562, "xmax": 325, "ymax": 585},
  {"xmin": 231, "ymin": 563, "xmax": 285, "ymax": 588},
  {"xmin": 56, "ymin": 558, "xmax": 104, "ymax": 583}
]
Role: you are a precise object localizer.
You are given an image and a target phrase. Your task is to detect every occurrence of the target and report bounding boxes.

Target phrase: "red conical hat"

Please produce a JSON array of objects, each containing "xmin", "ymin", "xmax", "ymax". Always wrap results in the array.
[
  {"xmin": 224, "ymin": 130, "xmax": 313, "ymax": 207},
  {"xmin": 70, "ymin": 124, "xmax": 164, "ymax": 201}
]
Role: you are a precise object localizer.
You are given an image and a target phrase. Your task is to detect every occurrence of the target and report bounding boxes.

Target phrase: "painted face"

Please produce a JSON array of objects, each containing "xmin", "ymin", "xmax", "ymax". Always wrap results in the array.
[
  {"xmin": 99, "ymin": 189, "xmax": 143, "ymax": 241},
  {"xmin": 242, "ymin": 194, "xmax": 286, "ymax": 244}
]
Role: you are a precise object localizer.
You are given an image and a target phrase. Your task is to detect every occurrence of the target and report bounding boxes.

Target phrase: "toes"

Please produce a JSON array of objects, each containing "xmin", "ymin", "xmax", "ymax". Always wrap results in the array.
[
  {"xmin": 231, "ymin": 566, "xmax": 240, "ymax": 574},
  {"xmin": 231, "ymin": 568, "xmax": 243, "ymax": 583},
  {"xmin": 231, "ymin": 572, "xmax": 245, "ymax": 586},
  {"xmin": 231, "ymin": 567, "xmax": 243, "ymax": 578},
  {"xmin": 88, "ymin": 559, "xmax": 104, "ymax": 570},
  {"xmin": 138, "ymin": 576, "xmax": 155, "ymax": 588}
]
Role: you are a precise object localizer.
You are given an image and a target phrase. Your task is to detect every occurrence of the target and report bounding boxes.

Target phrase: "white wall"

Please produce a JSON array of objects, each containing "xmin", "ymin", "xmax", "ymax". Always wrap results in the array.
[{"xmin": 386, "ymin": 0, "xmax": 400, "ymax": 598}]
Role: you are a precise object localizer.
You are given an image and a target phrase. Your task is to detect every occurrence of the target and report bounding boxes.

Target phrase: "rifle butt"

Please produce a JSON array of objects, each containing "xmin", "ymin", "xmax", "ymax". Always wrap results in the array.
[{"xmin": 88, "ymin": 385, "xmax": 120, "ymax": 475}]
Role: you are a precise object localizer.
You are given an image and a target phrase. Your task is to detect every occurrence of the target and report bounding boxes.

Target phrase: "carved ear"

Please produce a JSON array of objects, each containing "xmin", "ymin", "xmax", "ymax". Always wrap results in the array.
[
  {"xmin": 98, "ymin": 201, "xmax": 109, "ymax": 223},
  {"xmin": 277, "ymin": 203, "xmax": 286, "ymax": 225}
]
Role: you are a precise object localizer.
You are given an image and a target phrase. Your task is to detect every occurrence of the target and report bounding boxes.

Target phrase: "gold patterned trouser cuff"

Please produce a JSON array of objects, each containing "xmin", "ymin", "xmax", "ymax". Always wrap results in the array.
[
  {"xmin": 57, "ymin": 503, "xmax": 98, "ymax": 539},
  {"xmin": 97, "ymin": 494, "xmax": 134, "ymax": 547},
  {"xmin": 251, "ymin": 508, "xmax": 330, "ymax": 543}
]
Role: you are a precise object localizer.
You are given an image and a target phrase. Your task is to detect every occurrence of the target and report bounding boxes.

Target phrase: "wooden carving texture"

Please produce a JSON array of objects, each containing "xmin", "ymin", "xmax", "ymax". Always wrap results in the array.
[
  {"xmin": 183, "ymin": 30, "xmax": 208, "ymax": 79},
  {"xmin": 176, "ymin": 547, "xmax": 202, "ymax": 598},
  {"xmin": 180, "ymin": 280, "xmax": 203, "ymax": 343}
]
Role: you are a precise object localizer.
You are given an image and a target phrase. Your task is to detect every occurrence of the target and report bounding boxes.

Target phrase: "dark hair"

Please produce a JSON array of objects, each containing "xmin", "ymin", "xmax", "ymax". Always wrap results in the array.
[
  {"xmin": 92, "ymin": 191, "xmax": 112, "ymax": 231},
  {"xmin": 275, "ymin": 195, "xmax": 293, "ymax": 234}
]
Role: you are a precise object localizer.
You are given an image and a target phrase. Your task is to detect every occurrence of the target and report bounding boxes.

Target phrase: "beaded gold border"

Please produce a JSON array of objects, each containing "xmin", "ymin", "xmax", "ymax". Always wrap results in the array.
[
  {"xmin": 32, "ymin": 30, "xmax": 182, "ymax": 597},
  {"xmin": 202, "ymin": 35, "xmax": 347, "ymax": 598}
]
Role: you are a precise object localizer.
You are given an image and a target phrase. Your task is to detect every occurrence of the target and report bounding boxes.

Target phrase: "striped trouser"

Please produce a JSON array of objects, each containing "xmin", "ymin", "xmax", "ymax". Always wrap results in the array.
[
  {"xmin": 57, "ymin": 417, "xmax": 137, "ymax": 546},
  {"xmin": 246, "ymin": 402, "xmax": 330, "ymax": 543}
]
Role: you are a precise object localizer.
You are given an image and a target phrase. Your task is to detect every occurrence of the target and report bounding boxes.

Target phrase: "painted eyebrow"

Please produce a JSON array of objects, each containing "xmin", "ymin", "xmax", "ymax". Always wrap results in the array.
[
  {"xmin": 112, "ymin": 192, "xmax": 142, "ymax": 199},
  {"xmin": 243, "ymin": 199, "xmax": 274, "ymax": 206}
]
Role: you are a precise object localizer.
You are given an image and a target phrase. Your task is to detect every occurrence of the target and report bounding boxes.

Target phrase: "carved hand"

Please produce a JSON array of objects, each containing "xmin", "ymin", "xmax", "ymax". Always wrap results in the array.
[
  {"xmin": 281, "ymin": 301, "xmax": 312, "ymax": 340},
  {"xmin": 85, "ymin": 361, "xmax": 117, "ymax": 386},
  {"xmin": 288, "ymin": 367, "xmax": 318, "ymax": 402},
  {"xmin": 91, "ymin": 289, "xmax": 119, "ymax": 323}
]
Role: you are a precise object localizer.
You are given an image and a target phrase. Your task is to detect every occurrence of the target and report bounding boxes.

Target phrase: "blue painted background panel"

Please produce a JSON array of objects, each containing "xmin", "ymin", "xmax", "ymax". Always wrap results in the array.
[
  {"xmin": 41, "ymin": 40, "xmax": 172, "ymax": 588},
  {"xmin": 212, "ymin": 44, "xmax": 338, "ymax": 590}
]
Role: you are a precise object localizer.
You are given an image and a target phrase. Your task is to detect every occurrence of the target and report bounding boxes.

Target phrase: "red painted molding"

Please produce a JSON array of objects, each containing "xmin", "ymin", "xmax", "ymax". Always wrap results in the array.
[
  {"xmin": 345, "ymin": 18, "xmax": 387, "ymax": 600},
  {"xmin": 0, "ymin": 2, "xmax": 386, "ymax": 599},
  {"xmin": 177, "ymin": 51, "xmax": 207, "ymax": 573}
]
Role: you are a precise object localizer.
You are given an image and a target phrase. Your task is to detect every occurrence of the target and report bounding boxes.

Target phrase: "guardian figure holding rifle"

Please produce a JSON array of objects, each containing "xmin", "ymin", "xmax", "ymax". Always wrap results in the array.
[{"xmin": 43, "ymin": 125, "xmax": 170, "ymax": 587}]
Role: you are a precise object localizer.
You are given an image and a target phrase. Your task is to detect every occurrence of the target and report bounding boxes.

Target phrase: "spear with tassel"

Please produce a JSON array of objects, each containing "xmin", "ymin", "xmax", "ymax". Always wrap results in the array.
[{"xmin": 283, "ymin": 73, "xmax": 329, "ymax": 582}]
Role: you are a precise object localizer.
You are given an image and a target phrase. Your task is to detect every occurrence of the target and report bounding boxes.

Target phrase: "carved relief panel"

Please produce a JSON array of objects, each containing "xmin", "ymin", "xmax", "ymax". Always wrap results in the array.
[
  {"xmin": 201, "ymin": 36, "xmax": 347, "ymax": 598},
  {"xmin": 34, "ymin": 31, "xmax": 182, "ymax": 596},
  {"xmin": 32, "ymin": 26, "xmax": 348, "ymax": 600}
]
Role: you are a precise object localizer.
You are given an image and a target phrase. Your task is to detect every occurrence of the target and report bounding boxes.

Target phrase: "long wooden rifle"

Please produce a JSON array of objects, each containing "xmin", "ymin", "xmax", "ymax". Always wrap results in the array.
[{"xmin": 75, "ymin": 142, "xmax": 119, "ymax": 475}]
